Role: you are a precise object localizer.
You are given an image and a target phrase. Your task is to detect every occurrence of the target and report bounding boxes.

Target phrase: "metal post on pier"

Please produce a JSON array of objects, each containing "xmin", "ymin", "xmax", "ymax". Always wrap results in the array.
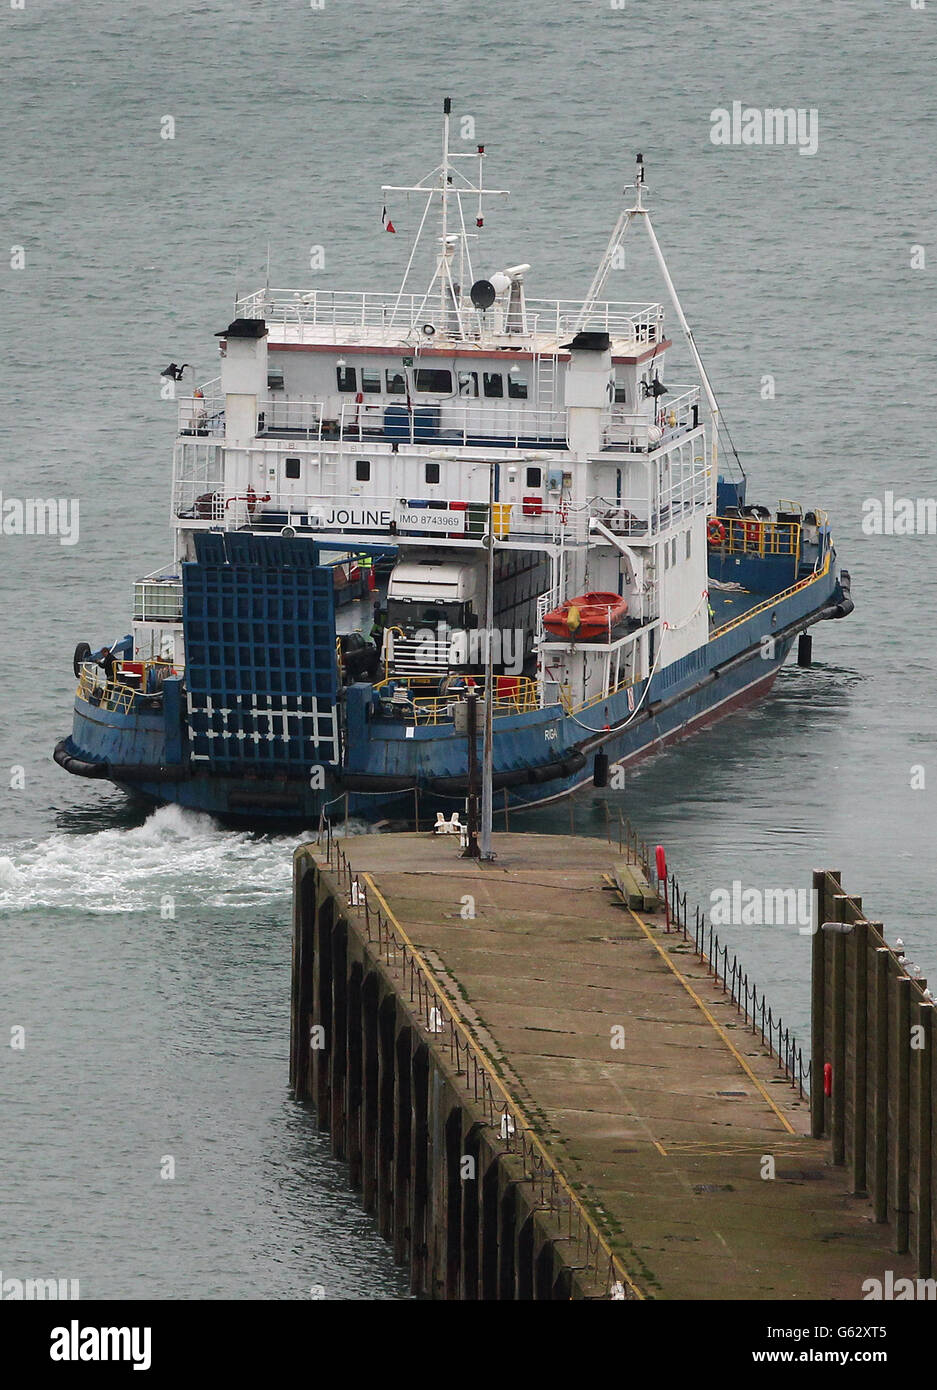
[
  {"xmin": 463, "ymin": 689, "xmax": 480, "ymax": 859},
  {"xmin": 479, "ymin": 459, "xmax": 496, "ymax": 860}
]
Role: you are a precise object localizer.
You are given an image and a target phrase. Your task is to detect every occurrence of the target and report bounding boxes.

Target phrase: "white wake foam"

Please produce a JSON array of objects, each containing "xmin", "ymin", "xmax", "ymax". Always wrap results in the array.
[{"xmin": 0, "ymin": 804, "xmax": 307, "ymax": 914}]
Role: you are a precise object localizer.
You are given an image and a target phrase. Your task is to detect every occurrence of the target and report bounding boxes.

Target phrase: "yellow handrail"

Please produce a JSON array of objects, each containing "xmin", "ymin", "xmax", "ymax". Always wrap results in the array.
[
  {"xmin": 710, "ymin": 516, "xmax": 801, "ymax": 559},
  {"xmin": 710, "ymin": 549, "xmax": 832, "ymax": 640},
  {"xmin": 372, "ymin": 674, "xmax": 541, "ymax": 724},
  {"xmin": 76, "ymin": 659, "xmax": 177, "ymax": 713}
]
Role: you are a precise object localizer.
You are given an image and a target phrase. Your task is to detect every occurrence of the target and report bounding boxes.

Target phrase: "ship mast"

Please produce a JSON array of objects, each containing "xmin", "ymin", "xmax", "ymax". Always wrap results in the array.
[
  {"xmin": 382, "ymin": 98, "xmax": 509, "ymax": 336},
  {"xmin": 578, "ymin": 154, "xmax": 722, "ymax": 475}
]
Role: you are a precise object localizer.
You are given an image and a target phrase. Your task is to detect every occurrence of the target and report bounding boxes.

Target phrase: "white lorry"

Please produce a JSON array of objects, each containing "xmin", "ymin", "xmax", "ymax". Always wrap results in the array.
[{"xmin": 382, "ymin": 550, "xmax": 547, "ymax": 679}]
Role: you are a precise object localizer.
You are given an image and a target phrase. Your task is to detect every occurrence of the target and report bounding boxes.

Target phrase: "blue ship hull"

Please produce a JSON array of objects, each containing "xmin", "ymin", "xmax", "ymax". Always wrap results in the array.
[{"xmin": 55, "ymin": 555, "xmax": 852, "ymax": 826}]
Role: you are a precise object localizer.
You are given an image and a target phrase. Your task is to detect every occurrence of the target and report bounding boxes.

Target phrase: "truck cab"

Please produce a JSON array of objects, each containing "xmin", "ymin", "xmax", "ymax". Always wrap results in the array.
[{"xmin": 383, "ymin": 554, "xmax": 484, "ymax": 679}]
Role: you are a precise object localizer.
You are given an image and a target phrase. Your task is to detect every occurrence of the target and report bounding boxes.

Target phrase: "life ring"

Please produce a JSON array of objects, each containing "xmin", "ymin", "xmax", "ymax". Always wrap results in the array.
[
  {"xmin": 707, "ymin": 518, "xmax": 726, "ymax": 545},
  {"xmin": 744, "ymin": 520, "xmax": 761, "ymax": 546}
]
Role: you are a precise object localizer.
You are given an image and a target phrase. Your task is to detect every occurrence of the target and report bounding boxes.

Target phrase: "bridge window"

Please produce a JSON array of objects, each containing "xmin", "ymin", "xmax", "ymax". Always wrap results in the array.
[
  {"xmin": 613, "ymin": 381, "xmax": 627, "ymax": 404},
  {"xmin": 685, "ymin": 530, "xmax": 692, "ymax": 559},
  {"xmin": 361, "ymin": 368, "xmax": 381, "ymax": 394},
  {"xmin": 483, "ymin": 372, "xmax": 503, "ymax": 398},
  {"xmin": 458, "ymin": 371, "xmax": 478, "ymax": 397},
  {"xmin": 385, "ymin": 369, "xmax": 406, "ymax": 395},
  {"xmin": 336, "ymin": 365, "xmax": 357, "ymax": 392},
  {"xmin": 425, "ymin": 463, "xmax": 441, "ymax": 484},
  {"xmin": 526, "ymin": 466, "xmax": 542, "ymax": 487},
  {"xmin": 285, "ymin": 457, "xmax": 301, "ymax": 479},
  {"xmin": 267, "ymin": 369, "xmax": 285, "ymax": 392},
  {"xmin": 356, "ymin": 459, "xmax": 371, "ymax": 482},
  {"xmin": 507, "ymin": 373, "xmax": 528, "ymax": 400},
  {"xmin": 414, "ymin": 368, "xmax": 452, "ymax": 393}
]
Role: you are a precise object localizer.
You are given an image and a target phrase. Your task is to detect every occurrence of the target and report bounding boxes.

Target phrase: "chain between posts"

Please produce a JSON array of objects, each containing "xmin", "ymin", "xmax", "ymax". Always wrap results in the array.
[
  {"xmin": 665, "ymin": 871, "xmax": 811, "ymax": 1099},
  {"xmin": 316, "ymin": 829, "xmax": 642, "ymax": 1300}
]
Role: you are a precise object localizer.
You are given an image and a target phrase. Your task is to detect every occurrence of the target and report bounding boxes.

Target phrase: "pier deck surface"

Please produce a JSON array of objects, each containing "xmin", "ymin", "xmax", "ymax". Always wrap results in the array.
[{"xmin": 334, "ymin": 831, "xmax": 910, "ymax": 1299}]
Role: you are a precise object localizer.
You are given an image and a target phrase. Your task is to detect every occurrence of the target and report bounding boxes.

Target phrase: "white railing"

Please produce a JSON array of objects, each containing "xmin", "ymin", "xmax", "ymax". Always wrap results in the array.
[
  {"xmin": 133, "ymin": 565, "xmax": 183, "ymax": 622},
  {"xmin": 604, "ymin": 384, "xmax": 701, "ymax": 451},
  {"xmin": 234, "ymin": 287, "xmax": 664, "ymax": 345},
  {"xmin": 177, "ymin": 377, "xmax": 224, "ymax": 436},
  {"xmin": 658, "ymin": 454, "xmax": 711, "ymax": 521},
  {"xmin": 535, "ymin": 299, "xmax": 664, "ymax": 341},
  {"xmin": 256, "ymin": 398, "xmax": 567, "ymax": 446},
  {"xmin": 169, "ymin": 486, "xmax": 601, "ymax": 545},
  {"xmin": 259, "ymin": 396, "xmax": 326, "ymax": 435},
  {"xmin": 169, "ymin": 476, "xmax": 717, "ymax": 549},
  {"xmin": 437, "ymin": 402, "xmax": 566, "ymax": 445},
  {"xmin": 179, "ymin": 392, "xmax": 568, "ymax": 446}
]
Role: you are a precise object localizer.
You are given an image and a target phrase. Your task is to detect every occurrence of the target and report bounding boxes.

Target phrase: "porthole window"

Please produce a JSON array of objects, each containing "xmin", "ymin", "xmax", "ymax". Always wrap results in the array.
[
  {"xmin": 425, "ymin": 463, "xmax": 441, "ymax": 484},
  {"xmin": 356, "ymin": 458, "xmax": 371, "ymax": 482},
  {"xmin": 285, "ymin": 457, "xmax": 301, "ymax": 480},
  {"xmin": 526, "ymin": 466, "xmax": 542, "ymax": 487}
]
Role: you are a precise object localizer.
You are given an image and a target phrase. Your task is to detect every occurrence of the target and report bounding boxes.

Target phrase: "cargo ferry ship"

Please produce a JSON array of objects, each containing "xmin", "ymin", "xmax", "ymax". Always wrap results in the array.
[{"xmin": 54, "ymin": 104, "xmax": 853, "ymax": 824}]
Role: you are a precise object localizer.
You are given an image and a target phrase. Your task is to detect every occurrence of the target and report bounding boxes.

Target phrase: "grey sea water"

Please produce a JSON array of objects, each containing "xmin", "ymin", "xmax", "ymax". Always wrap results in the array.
[{"xmin": 1, "ymin": 0, "xmax": 934, "ymax": 1298}]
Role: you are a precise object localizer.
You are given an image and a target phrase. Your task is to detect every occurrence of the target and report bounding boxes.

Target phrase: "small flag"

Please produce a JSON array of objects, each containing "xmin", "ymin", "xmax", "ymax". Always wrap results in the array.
[{"xmin": 381, "ymin": 205, "xmax": 396, "ymax": 234}]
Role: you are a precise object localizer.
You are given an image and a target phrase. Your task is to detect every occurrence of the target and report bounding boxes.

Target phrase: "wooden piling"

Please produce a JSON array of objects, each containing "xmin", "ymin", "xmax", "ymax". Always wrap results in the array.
[
  {"xmin": 873, "ymin": 947, "xmax": 890, "ymax": 1224},
  {"xmin": 894, "ymin": 975, "xmax": 911, "ymax": 1254},
  {"xmin": 913, "ymin": 1001, "xmax": 933, "ymax": 1276},
  {"xmin": 810, "ymin": 869, "xmax": 827, "ymax": 1139},
  {"xmin": 851, "ymin": 920, "xmax": 869, "ymax": 1195}
]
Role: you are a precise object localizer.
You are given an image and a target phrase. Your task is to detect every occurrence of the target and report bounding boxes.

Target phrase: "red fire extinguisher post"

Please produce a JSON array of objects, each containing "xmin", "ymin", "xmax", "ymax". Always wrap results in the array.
[{"xmin": 655, "ymin": 845, "xmax": 669, "ymax": 932}]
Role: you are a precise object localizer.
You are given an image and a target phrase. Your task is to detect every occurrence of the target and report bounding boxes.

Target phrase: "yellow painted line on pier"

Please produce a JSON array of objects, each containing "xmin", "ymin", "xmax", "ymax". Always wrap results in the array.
[
  {"xmin": 360, "ymin": 867, "xmax": 646, "ymax": 1300},
  {"xmin": 604, "ymin": 877, "xmax": 796, "ymax": 1136}
]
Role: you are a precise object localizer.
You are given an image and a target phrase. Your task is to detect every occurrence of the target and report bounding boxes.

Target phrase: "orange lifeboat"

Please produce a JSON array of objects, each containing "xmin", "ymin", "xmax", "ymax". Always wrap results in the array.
[{"xmin": 543, "ymin": 591, "xmax": 629, "ymax": 641}]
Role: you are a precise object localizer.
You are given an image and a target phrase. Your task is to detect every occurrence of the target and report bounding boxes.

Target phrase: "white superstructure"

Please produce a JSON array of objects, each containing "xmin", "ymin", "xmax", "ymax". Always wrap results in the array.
[{"xmin": 149, "ymin": 105, "xmax": 718, "ymax": 716}]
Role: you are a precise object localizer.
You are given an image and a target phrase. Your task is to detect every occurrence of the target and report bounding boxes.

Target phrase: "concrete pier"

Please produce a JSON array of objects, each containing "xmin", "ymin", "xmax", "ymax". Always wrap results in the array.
[{"xmin": 291, "ymin": 832, "xmax": 913, "ymax": 1299}]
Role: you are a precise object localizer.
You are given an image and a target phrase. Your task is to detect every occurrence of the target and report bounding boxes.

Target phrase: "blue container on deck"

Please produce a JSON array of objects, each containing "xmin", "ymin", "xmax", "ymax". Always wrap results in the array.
[
  {"xmin": 383, "ymin": 404, "xmax": 440, "ymax": 440},
  {"xmin": 716, "ymin": 475, "xmax": 747, "ymax": 513}
]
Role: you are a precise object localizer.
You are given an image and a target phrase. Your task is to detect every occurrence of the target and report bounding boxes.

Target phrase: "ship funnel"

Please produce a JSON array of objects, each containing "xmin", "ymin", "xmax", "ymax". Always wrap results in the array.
[
  {"xmin": 217, "ymin": 317, "xmax": 268, "ymax": 448},
  {"xmin": 561, "ymin": 330, "xmax": 612, "ymax": 457}
]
